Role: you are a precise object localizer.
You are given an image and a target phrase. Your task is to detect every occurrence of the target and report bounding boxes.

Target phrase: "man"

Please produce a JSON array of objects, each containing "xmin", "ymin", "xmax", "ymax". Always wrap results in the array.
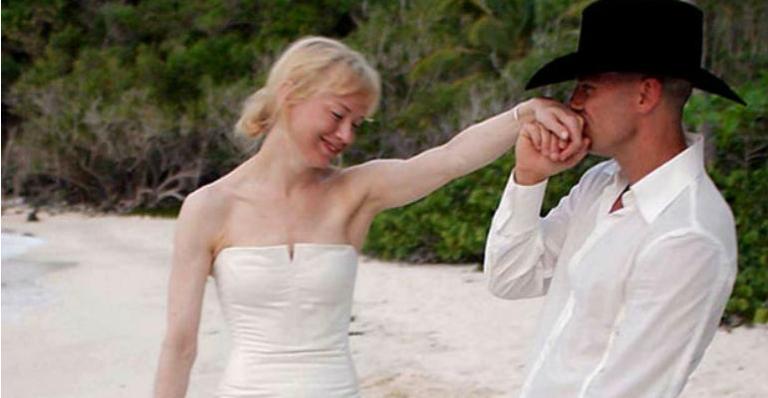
[{"xmin": 484, "ymin": 0, "xmax": 745, "ymax": 397}]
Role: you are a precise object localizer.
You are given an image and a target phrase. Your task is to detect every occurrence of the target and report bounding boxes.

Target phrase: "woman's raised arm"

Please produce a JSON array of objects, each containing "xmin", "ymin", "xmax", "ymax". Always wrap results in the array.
[{"xmin": 350, "ymin": 98, "xmax": 583, "ymax": 213}]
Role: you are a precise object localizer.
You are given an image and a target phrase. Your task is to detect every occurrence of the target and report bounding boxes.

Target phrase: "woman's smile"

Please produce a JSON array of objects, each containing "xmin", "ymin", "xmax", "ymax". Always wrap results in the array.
[{"xmin": 320, "ymin": 136, "xmax": 344, "ymax": 156}]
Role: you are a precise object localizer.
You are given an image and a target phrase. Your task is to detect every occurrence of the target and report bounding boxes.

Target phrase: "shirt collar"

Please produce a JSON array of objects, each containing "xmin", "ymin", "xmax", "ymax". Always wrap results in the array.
[
  {"xmin": 630, "ymin": 134, "xmax": 704, "ymax": 223},
  {"xmin": 608, "ymin": 133, "xmax": 706, "ymax": 223}
]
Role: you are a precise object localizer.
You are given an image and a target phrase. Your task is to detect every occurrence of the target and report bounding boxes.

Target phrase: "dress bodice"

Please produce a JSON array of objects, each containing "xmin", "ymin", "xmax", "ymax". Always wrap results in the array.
[{"xmin": 212, "ymin": 243, "xmax": 359, "ymax": 397}]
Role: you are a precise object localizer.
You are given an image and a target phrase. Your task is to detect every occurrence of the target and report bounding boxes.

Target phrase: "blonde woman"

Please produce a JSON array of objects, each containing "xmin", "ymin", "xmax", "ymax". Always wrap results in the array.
[{"xmin": 153, "ymin": 36, "xmax": 587, "ymax": 398}]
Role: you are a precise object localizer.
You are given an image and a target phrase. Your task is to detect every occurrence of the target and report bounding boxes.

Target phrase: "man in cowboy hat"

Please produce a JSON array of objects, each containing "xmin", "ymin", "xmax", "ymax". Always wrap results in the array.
[{"xmin": 484, "ymin": 0, "xmax": 745, "ymax": 396}]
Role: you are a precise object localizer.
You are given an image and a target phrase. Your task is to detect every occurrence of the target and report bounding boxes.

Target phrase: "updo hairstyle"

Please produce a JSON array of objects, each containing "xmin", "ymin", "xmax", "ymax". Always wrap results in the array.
[{"xmin": 235, "ymin": 37, "xmax": 381, "ymax": 137}]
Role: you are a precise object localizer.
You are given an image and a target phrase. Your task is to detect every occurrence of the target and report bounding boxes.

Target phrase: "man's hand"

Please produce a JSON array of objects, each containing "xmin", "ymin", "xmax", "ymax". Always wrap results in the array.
[{"xmin": 515, "ymin": 121, "xmax": 591, "ymax": 185}]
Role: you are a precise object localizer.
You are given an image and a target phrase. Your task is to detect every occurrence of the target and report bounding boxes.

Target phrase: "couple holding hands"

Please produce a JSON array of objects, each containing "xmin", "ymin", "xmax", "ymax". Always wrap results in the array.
[{"xmin": 155, "ymin": 1, "xmax": 744, "ymax": 397}]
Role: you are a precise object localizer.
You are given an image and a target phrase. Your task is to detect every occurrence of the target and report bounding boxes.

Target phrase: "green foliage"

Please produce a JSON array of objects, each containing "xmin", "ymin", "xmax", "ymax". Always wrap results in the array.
[
  {"xmin": 684, "ymin": 74, "xmax": 768, "ymax": 325},
  {"xmin": 2, "ymin": 0, "xmax": 767, "ymax": 323},
  {"xmin": 365, "ymin": 154, "xmax": 514, "ymax": 263},
  {"xmin": 364, "ymin": 152, "xmax": 600, "ymax": 264},
  {"xmin": 2, "ymin": 0, "xmax": 357, "ymax": 209}
]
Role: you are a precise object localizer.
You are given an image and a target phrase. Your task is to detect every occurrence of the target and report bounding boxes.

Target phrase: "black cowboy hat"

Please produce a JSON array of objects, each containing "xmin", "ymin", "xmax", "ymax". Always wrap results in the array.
[{"xmin": 525, "ymin": 0, "xmax": 745, "ymax": 105}]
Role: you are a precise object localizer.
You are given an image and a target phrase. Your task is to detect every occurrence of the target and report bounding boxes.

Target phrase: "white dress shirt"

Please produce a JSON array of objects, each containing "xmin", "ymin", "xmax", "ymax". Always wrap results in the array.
[{"xmin": 485, "ymin": 134, "xmax": 737, "ymax": 398}]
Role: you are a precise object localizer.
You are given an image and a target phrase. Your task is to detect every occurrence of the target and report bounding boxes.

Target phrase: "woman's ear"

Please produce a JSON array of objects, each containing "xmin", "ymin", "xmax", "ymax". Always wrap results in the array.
[{"xmin": 276, "ymin": 80, "xmax": 294, "ymax": 107}]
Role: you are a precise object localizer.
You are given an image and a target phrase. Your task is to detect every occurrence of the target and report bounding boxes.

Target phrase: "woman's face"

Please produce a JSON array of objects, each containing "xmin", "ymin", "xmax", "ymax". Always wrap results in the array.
[{"xmin": 282, "ymin": 91, "xmax": 371, "ymax": 168}]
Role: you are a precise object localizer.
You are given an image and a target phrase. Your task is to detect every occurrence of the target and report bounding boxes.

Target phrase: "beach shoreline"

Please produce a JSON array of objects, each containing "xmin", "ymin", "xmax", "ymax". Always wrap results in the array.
[{"xmin": 2, "ymin": 210, "xmax": 767, "ymax": 397}]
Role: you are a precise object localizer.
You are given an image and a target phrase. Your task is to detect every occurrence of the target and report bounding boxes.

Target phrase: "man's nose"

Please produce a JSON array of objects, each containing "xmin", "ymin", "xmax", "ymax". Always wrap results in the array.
[{"xmin": 568, "ymin": 90, "xmax": 584, "ymax": 110}]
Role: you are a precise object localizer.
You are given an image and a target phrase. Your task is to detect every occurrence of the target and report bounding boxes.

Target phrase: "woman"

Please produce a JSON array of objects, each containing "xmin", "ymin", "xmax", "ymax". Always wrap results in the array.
[{"xmin": 153, "ymin": 36, "xmax": 586, "ymax": 398}]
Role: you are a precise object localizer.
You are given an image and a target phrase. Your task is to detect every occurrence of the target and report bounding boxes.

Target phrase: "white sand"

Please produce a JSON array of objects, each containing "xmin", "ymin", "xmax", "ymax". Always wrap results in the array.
[{"xmin": 2, "ymin": 210, "xmax": 767, "ymax": 398}]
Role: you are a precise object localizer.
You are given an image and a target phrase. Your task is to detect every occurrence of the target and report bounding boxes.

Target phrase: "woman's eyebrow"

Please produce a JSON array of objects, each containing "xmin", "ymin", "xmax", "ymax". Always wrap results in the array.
[{"xmin": 331, "ymin": 100, "xmax": 352, "ymax": 114}]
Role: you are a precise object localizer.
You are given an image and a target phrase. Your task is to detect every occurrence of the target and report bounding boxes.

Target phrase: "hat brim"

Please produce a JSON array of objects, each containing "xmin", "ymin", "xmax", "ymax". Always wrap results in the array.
[
  {"xmin": 524, "ymin": 52, "xmax": 583, "ymax": 90},
  {"xmin": 690, "ymin": 69, "xmax": 746, "ymax": 105},
  {"xmin": 525, "ymin": 52, "xmax": 746, "ymax": 105}
]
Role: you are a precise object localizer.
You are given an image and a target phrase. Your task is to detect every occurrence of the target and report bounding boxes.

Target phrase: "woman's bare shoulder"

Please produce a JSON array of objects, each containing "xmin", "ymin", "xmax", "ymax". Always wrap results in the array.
[
  {"xmin": 178, "ymin": 180, "xmax": 234, "ymax": 222},
  {"xmin": 172, "ymin": 181, "xmax": 236, "ymax": 256}
]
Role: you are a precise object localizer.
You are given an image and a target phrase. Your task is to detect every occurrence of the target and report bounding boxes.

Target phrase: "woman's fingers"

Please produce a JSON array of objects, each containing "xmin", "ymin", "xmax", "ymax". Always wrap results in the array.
[
  {"xmin": 523, "ymin": 121, "xmax": 573, "ymax": 161},
  {"xmin": 534, "ymin": 105, "xmax": 585, "ymax": 161},
  {"xmin": 557, "ymin": 109, "xmax": 582, "ymax": 140},
  {"xmin": 523, "ymin": 119, "xmax": 587, "ymax": 166},
  {"xmin": 538, "ymin": 110, "xmax": 571, "ymax": 141},
  {"xmin": 528, "ymin": 98, "xmax": 584, "ymax": 142}
]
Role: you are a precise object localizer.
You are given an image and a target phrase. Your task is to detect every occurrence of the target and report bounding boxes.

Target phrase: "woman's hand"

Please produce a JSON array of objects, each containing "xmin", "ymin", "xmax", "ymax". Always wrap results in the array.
[{"xmin": 515, "ymin": 97, "xmax": 585, "ymax": 162}]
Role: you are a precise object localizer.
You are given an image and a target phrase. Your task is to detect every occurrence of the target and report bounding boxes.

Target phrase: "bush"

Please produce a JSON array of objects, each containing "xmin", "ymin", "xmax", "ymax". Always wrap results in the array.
[
  {"xmin": 365, "ymin": 154, "xmax": 513, "ymax": 263},
  {"xmin": 685, "ymin": 74, "xmax": 768, "ymax": 324},
  {"xmin": 2, "ymin": 0, "xmax": 766, "ymax": 323},
  {"xmin": 364, "ymin": 152, "xmax": 600, "ymax": 263}
]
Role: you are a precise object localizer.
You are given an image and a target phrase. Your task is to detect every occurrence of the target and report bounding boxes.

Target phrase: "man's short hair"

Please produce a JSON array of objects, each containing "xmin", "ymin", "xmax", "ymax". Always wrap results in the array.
[{"xmin": 659, "ymin": 76, "xmax": 693, "ymax": 110}]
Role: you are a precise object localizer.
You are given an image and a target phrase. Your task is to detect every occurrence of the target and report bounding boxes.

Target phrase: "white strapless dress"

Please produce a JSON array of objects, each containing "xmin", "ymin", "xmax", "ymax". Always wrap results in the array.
[{"xmin": 212, "ymin": 243, "xmax": 360, "ymax": 398}]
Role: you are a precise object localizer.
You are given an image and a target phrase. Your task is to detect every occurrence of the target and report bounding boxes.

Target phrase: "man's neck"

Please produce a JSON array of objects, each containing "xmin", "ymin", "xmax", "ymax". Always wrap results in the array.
[{"xmin": 613, "ymin": 122, "xmax": 687, "ymax": 185}]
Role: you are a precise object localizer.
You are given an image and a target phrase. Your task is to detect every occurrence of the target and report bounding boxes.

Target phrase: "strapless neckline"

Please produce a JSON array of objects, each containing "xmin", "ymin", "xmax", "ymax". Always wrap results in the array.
[
  {"xmin": 216, "ymin": 243, "xmax": 356, "ymax": 263},
  {"xmin": 212, "ymin": 241, "xmax": 360, "ymax": 397}
]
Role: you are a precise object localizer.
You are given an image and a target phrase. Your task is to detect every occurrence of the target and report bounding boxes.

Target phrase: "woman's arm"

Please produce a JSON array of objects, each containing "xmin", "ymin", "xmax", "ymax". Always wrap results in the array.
[
  {"xmin": 349, "ymin": 98, "xmax": 583, "ymax": 213},
  {"xmin": 153, "ymin": 189, "xmax": 221, "ymax": 398}
]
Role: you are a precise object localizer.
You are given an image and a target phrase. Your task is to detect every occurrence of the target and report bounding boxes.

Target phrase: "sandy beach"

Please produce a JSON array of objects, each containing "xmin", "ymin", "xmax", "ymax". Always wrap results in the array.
[{"xmin": 2, "ymin": 209, "xmax": 767, "ymax": 398}]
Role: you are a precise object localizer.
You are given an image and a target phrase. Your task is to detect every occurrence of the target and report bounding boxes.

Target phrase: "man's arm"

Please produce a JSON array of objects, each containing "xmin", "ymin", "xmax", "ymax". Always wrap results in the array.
[
  {"xmin": 485, "ymin": 121, "xmax": 590, "ymax": 299},
  {"xmin": 577, "ymin": 232, "xmax": 736, "ymax": 398}
]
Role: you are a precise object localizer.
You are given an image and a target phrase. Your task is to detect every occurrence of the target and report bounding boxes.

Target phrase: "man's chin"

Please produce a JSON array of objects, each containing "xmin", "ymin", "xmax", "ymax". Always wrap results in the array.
[
  {"xmin": 587, "ymin": 147, "xmax": 611, "ymax": 158},
  {"xmin": 584, "ymin": 141, "xmax": 609, "ymax": 158}
]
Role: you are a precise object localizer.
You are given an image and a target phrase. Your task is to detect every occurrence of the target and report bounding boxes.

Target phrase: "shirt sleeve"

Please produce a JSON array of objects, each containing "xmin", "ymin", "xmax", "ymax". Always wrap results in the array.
[
  {"xmin": 578, "ymin": 231, "xmax": 736, "ymax": 398},
  {"xmin": 484, "ymin": 168, "xmax": 581, "ymax": 299}
]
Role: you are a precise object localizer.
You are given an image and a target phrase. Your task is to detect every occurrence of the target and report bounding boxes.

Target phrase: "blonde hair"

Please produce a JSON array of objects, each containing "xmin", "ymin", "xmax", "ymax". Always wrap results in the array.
[{"xmin": 236, "ymin": 36, "xmax": 381, "ymax": 137}]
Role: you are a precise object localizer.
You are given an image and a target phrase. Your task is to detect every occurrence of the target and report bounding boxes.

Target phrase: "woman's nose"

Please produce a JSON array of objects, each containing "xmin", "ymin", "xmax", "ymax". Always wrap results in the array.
[{"xmin": 337, "ymin": 122, "xmax": 355, "ymax": 144}]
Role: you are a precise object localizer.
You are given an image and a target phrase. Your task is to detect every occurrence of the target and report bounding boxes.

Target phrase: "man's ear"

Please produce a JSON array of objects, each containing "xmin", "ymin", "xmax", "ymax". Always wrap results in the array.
[{"xmin": 637, "ymin": 77, "xmax": 663, "ymax": 113}]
